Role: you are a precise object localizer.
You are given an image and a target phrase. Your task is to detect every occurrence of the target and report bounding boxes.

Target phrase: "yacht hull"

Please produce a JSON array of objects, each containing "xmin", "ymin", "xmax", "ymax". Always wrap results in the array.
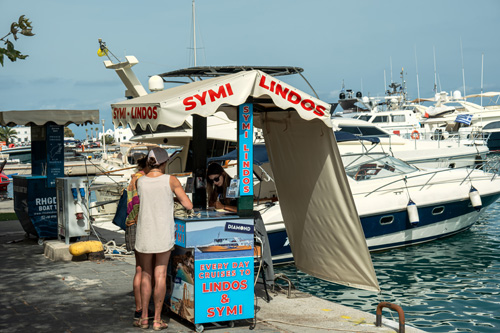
[{"xmin": 264, "ymin": 193, "xmax": 500, "ymax": 264}]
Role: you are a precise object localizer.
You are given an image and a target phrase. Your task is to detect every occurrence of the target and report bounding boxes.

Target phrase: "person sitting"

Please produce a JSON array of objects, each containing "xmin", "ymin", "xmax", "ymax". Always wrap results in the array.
[{"xmin": 206, "ymin": 162, "xmax": 237, "ymax": 213}]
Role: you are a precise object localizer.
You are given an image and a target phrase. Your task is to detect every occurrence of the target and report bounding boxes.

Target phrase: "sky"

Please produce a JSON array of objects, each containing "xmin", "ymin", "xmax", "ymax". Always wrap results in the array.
[{"xmin": 1, "ymin": 0, "xmax": 500, "ymax": 140}]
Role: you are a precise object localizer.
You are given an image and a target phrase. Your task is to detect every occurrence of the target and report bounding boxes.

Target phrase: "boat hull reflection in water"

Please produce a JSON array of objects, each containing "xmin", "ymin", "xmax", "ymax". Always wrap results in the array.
[{"xmin": 275, "ymin": 199, "xmax": 500, "ymax": 332}]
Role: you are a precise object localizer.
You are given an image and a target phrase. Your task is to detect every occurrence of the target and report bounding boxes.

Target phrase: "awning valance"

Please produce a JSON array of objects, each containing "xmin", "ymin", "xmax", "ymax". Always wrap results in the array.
[
  {"xmin": 0, "ymin": 109, "xmax": 99, "ymax": 127},
  {"xmin": 111, "ymin": 70, "xmax": 332, "ymax": 130}
]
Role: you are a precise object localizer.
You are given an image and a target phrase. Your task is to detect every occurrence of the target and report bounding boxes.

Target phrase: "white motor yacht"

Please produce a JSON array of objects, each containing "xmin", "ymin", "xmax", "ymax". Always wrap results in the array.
[
  {"xmin": 332, "ymin": 117, "xmax": 488, "ymax": 169},
  {"xmin": 258, "ymin": 150, "xmax": 500, "ymax": 263}
]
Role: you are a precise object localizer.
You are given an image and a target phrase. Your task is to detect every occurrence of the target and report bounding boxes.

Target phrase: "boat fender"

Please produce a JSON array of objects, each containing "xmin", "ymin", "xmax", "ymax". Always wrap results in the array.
[
  {"xmin": 469, "ymin": 186, "xmax": 482, "ymax": 211},
  {"xmin": 69, "ymin": 240, "xmax": 104, "ymax": 256},
  {"xmin": 407, "ymin": 199, "xmax": 419, "ymax": 227}
]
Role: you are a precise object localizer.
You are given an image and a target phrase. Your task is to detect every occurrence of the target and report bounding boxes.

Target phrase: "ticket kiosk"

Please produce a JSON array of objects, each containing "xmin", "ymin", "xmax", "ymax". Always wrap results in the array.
[
  {"xmin": 108, "ymin": 60, "xmax": 380, "ymax": 327},
  {"xmin": 169, "ymin": 212, "xmax": 254, "ymax": 330}
]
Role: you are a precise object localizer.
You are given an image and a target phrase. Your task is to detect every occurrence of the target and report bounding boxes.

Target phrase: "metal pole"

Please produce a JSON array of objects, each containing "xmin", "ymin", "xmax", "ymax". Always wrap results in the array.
[
  {"xmin": 192, "ymin": 0, "xmax": 197, "ymax": 67},
  {"xmin": 101, "ymin": 119, "xmax": 107, "ymax": 159},
  {"xmin": 414, "ymin": 45, "xmax": 421, "ymax": 104}
]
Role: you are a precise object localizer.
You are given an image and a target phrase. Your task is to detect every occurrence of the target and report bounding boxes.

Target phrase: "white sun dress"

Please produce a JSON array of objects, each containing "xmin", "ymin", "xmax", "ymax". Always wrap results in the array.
[{"xmin": 134, "ymin": 174, "xmax": 175, "ymax": 253}]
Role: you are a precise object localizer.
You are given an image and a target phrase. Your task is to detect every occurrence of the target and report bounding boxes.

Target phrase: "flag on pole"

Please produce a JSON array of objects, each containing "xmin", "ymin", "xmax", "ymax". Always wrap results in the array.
[
  {"xmin": 97, "ymin": 48, "xmax": 108, "ymax": 57},
  {"xmin": 454, "ymin": 114, "xmax": 473, "ymax": 125}
]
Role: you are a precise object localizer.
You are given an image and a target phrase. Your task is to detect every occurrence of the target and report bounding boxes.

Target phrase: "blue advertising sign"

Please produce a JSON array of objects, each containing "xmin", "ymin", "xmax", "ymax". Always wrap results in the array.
[
  {"xmin": 194, "ymin": 256, "xmax": 254, "ymax": 324},
  {"xmin": 175, "ymin": 220, "xmax": 187, "ymax": 247},
  {"xmin": 46, "ymin": 124, "xmax": 64, "ymax": 188},
  {"xmin": 13, "ymin": 175, "xmax": 58, "ymax": 238},
  {"xmin": 238, "ymin": 103, "xmax": 253, "ymax": 197}
]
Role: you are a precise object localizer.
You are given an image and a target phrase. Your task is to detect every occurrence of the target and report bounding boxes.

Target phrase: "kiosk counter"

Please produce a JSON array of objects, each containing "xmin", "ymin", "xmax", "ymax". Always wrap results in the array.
[{"xmin": 168, "ymin": 210, "xmax": 254, "ymax": 326}]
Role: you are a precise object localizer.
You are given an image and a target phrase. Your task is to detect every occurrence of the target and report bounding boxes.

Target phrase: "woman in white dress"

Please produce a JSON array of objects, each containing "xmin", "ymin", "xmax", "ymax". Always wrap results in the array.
[{"xmin": 135, "ymin": 147, "xmax": 193, "ymax": 330}]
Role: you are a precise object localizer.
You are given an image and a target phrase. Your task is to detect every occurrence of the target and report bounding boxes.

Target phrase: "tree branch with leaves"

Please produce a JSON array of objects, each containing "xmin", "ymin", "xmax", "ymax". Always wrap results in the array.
[{"xmin": 0, "ymin": 15, "xmax": 35, "ymax": 67}]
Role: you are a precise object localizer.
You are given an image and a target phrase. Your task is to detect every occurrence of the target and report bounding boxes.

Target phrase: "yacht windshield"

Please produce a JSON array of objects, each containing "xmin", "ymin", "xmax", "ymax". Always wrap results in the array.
[
  {"xmin": 341, "ymin": 153, "xmax": 418, "ymax": 181},
  {"xmin": 338, "ymin": 125, "xmax": 389, "ymax": 137},
  {"xmin": 357, "ymin": 115, "xmax": 371, "ymax": 122}
]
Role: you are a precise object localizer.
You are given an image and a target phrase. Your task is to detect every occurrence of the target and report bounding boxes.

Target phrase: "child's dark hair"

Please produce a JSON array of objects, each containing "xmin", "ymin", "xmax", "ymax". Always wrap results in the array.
[{"xmin": 137, "ymin": 156, "xmax": 147, "ymax": 169}]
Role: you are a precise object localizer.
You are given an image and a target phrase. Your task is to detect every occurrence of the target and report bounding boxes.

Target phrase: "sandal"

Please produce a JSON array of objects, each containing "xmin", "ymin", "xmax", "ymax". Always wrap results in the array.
[
  {"xmin": 153, "ymin": 319, "xmax": 168, "ymax": 331},
  {"xmin": 139, "ymin": 318, "xmax": 149, "ymax": 329}
]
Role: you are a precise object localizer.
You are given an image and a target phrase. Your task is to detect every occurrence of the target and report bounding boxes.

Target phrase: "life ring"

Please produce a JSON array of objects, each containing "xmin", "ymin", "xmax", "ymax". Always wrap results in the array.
[{"xmin": 410, "ymin": 130, "xmax": 420, "ymax": 140}]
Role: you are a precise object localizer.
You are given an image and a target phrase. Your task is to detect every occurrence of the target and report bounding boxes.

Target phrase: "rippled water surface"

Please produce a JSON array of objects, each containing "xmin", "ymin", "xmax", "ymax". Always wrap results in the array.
[{"xmin": 275, "ymin": 200, "xmax": 500, "ymax": 332}]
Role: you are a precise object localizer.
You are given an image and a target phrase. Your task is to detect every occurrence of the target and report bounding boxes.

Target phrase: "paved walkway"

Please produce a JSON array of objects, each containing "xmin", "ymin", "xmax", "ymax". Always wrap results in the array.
[
  {"xmin": 0, "ymin": 215, "xmax": 425, "ymax": 333},
  {"xmin": 0, "ymin": 221, "xmax": 266, "ymax": 332}
]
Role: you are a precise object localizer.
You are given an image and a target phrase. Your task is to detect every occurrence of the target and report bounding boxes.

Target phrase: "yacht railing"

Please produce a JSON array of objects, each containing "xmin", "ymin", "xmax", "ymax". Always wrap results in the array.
[
  {"xmin": 399, "ymin": 129, "xmax": 490, "ymax": 147},
  {"xmin": 363, "ymin": 160, "xmax": 498, "ymax": 197}
]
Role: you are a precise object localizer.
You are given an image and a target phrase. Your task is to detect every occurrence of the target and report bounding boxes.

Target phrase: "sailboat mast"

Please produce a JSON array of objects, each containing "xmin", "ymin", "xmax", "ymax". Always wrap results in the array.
[
  {"xmin": 433, "ymin": 46, "xmax": 438, "ymax": 94},
  {"xmin": 384, "ymin": 70, "xmax": 387, "ymax": 93},
  {"xmin": 414, "ymin": 45, "xmax": 421, "ymax": 104},
  {"xmin": 460, "ymin": 37, "xmax": 466, "ymax": 99},
  {"xmin": 192, "ymin": 0, "xmax": 197, "ymax": 67},
  {"xmin": 481, "ymin": 53, "xmax": 484, "ymax": 107}
]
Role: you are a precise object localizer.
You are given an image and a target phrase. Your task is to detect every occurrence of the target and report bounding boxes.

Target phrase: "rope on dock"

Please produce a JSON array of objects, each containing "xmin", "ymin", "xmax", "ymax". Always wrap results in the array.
[
  {"xmin": 255, "ymin": 319, "xmax": 385, "ymax": 332},
  {"xmin": 102, "ymin": 240, "xmax": 132, "ymax": 256}
]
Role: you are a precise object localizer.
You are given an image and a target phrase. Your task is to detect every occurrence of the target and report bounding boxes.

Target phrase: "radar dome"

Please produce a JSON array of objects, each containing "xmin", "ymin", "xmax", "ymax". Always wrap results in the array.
[
  {"xmin": 453, "ymin": 90, "xmax": 462, "ymax": 99},
  {"xmin": 149, "ymin": 75, "xmax": 164, "ymax": 92},
  {"xmin": 362, "ymin": 96, "xmax": 369, "ymax": 103}
]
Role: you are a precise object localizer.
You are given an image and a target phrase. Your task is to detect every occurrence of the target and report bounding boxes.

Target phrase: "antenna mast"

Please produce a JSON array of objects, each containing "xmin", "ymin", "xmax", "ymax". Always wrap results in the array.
[{"xmin": 390, "ymin": 56, "xmax": 393, "ymax": 83}]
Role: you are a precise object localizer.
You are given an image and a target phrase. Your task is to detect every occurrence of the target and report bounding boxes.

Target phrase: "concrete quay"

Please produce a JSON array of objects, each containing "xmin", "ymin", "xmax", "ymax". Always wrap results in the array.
[{"xmin": 0, "ymin": 206, "xmax": 425, "ymax": 332}]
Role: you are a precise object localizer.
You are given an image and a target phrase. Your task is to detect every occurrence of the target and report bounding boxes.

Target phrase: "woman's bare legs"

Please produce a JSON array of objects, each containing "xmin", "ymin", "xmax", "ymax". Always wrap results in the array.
[
  {"xmin": 153, "ymin": 250, "xmax": 171, "ymax": 325},
  {"xmin": 133, "ymin": 251, "xmax": 142, "ymax": 311},
  {"xmin": 139, "ymin": 252, "xmax": 154, "ymax": 322}
]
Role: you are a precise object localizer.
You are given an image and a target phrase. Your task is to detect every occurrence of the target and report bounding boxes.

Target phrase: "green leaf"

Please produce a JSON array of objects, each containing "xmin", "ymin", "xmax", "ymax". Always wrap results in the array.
[
  {"xmin": 10, "ymin": 22, "xmax": 19, "ymax": 40},
  {"xmin": 20, "ymin": 29, "xmax": 35, "ymax": 37},
  {"xmin": 5, "ymin": 40, "xmax": 15, "ymax": 52}
]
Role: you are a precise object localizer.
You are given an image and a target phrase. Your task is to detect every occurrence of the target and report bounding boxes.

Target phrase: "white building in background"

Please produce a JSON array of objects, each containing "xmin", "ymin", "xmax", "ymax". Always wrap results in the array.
[
  {"xmin": 113, "ymin": 127, "xmax": 134, "ymax": 143},
  {"xmin": 99, "ymin": 128, "xmax": 115, "ymax": 141},
  {"xmin": 12, "ymin": 126, "xmax": 31, "ymax": 145}
]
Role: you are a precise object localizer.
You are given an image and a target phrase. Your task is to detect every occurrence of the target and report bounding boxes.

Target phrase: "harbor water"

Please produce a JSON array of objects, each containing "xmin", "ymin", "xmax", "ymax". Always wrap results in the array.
[{"xmin": 275, "ymin": 199, "xmax": 500, "ymax": 332}]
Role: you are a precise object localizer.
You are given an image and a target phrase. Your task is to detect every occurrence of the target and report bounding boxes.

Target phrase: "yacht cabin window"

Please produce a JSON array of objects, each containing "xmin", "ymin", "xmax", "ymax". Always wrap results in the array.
[
  {"xmin": 391, "ymin": 115, "xmax": 406, "ymax": 122},
  {"xmin": 357, "ymin": 115, "xmax": 371, "ymax": 122},
  {"xmin": 372, "ymin": 116, "xmax": 389, "ymax": 123}
]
